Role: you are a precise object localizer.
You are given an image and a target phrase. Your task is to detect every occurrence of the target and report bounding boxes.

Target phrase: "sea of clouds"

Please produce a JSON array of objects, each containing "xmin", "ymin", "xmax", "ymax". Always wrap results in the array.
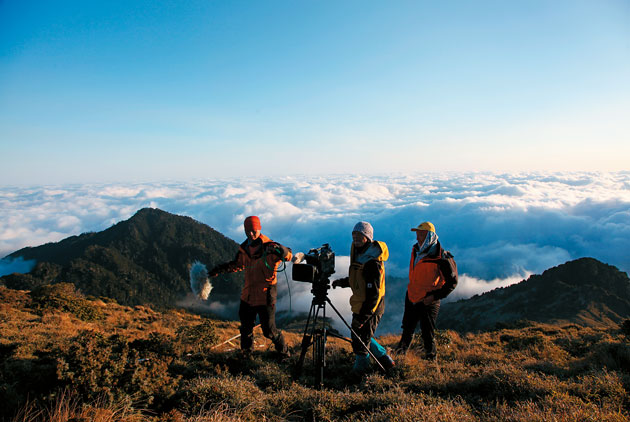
[{"xmin": 1, "ymin": 172, "xmax": 629, "ymax": 332}]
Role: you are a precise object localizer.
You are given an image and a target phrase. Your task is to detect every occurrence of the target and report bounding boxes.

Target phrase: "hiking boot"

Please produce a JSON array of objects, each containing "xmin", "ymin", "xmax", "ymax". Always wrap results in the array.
[
  {"xmin": 395, "ymin": 332, "xmax": 413, "ymax": 355},
  {"xmin": 377, "ymin": 354, "xmax": 396, "ymax": 372}
]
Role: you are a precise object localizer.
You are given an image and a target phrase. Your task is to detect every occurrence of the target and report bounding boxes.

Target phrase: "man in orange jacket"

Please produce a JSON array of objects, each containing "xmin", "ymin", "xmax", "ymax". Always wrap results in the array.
[
  {"xmin": 395, "ymin": 221, "xmax": 458, "ymax": 360},
  {"xmin": 209, "ymin": 216, "xmax": 292, "ymax": 359}
]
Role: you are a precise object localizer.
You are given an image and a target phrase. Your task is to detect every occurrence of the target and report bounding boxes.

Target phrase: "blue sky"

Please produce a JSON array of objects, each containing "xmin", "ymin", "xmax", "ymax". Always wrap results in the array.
[{"xmin": 1, "ymin": 1, "xmax": 629, "ymax": 185}]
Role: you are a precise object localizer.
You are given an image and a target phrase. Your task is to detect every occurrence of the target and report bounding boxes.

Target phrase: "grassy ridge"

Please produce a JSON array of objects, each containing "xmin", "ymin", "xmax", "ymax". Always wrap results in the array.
[{"xmin": 1, "ymin": 284, "xmax": 629, "ymax": 421}]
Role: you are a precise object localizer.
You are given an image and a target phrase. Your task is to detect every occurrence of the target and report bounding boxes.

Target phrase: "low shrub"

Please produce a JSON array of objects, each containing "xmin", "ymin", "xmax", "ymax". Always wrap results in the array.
[
  {"xmin": 175, "ymin": 319, "xmax": 219, "ymax": 355},
  {"xmin": 30, "ymin": 283, "xmax": 104, "ymax": 322},
  {"xmin": 54, "ymin": 330, "xmax": 130, "ymax": 402},
  {"xmin": 54, "ymin": 330, "xmax": 180, "ymax": 408},
  {"xmin": 566, "ymin": 370, "xmax": 628, "ymax": 406}
]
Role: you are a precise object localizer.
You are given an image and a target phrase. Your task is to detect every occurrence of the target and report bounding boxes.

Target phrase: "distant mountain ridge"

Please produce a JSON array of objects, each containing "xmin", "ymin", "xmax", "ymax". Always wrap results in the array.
[
  {"xmin": 1, "ymin": 208, "xmax": 243, "ymax": 308},
  {"xmin": 439, "ymin": 257, "xmax": 630, "ymax": 332},
  {"xmin": 2, "ymin": 209, "xmax": 629, "ymax": 330}
]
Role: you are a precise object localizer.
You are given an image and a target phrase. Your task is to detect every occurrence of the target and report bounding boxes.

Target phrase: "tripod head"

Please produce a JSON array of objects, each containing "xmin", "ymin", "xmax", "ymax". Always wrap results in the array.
[{"xmin": 310, "ymin": 277, "xmax": 331, "ymax": 305}]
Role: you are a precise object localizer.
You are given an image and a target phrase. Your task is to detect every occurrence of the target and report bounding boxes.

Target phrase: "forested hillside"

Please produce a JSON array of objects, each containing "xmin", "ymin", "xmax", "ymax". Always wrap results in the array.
[
  {"xmin": 440, "ymin": 258, "xmax": 630, "ymax": 332},
  {"xmin": 1, "ymin": 208, "xmax": 243, "ymax": 308}
]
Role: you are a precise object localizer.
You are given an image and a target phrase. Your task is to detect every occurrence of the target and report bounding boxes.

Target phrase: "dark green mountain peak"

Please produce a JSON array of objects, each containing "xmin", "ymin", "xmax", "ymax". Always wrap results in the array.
[
  {"xmin": 439, "ymin": 257, "xmax": 630, "ymax": 332},
  {"xmin": 1, "ymin": 208, "xmax": 243, "ymax": 308}
]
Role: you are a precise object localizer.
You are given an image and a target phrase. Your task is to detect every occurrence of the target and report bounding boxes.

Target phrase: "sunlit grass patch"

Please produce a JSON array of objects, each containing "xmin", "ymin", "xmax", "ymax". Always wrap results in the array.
[
  {"xmin": 487, "ymin": 391, "xmax": 628, "ymax": 422},
  {"xmin": 2, "ymin": 286, "xmax": 629, "ymax": 421},
  {"xmin": 179, "ymin": 375, "xmax": 267, "ymax": 417}
]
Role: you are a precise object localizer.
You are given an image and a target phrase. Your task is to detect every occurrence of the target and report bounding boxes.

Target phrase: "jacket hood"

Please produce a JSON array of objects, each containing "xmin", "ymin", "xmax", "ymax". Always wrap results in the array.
[{"xmin": 354, "ymin": 240, "xmax": 389, "ymax": 264}]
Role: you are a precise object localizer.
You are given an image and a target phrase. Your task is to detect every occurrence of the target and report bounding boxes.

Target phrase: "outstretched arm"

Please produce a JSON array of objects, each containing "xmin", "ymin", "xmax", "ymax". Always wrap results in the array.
[
  {"xmin": 332, "ymin": 277, "xmax": 350, "ymax": 288},
  {"xmin": 208, "ymin": 250, "xmax": 246, "ymax": 277}
]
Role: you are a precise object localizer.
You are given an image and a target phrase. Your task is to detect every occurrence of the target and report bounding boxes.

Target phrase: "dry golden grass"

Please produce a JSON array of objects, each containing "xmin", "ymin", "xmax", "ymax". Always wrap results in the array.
[
  {"xmin": 11, "ymin": 388, "xmax": 147, "ymax": 422},
  {"xmin": 1, "ymin": 285, "xmax": 629, "ymax": 422}
]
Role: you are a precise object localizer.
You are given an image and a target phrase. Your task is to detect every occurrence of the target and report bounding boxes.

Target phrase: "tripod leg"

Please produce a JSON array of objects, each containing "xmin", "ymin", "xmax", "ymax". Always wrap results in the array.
[
  {"xmin": 325, "ymin": 298, "xmax": 387, "ymax": 373},
  {"xmin": 295, "ymin": 300, "xmax": 319, "ymax": 377},
  {"xmin": 314, "ymin": 329, "xmax": 326, "ymax": 389}
]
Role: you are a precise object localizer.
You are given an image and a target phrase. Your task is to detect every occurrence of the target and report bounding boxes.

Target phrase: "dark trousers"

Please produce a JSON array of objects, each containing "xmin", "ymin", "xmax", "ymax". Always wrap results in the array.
[
  {"xmin": 399, "ymin": 292, "xmax": 440, "ymax": 358},
  {"xmin": 238, "ymin": 300, "xmax": 287, "ymax": 354},
  {"xmin": 351, "ymin": 300, "xmax": 384, "ymax": 356}
]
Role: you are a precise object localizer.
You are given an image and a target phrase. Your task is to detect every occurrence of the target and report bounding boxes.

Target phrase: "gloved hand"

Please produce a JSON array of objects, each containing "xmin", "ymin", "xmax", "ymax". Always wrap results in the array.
[
  {"xmin": 332, "ymin": 278, "xmax": 347, "ymax": 289},
  {"xmin": 292, "ymin": 252, "xmax": 305, "ymax": 264},
  {"xmin": 267, "ymin": 243, "xmax": 290, "ymax": 260}
]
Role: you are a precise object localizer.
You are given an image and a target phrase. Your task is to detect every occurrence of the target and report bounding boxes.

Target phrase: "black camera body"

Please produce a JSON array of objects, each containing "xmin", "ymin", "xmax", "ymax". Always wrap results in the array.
[{"xmin": 292, "ymin": 243, "xmax": 335, "ymax": 285}]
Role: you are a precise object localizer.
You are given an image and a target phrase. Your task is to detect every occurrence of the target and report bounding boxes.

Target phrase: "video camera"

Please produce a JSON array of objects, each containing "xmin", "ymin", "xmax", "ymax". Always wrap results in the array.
[{"xmin": 292, "ymin": 243, "xmax": 335, "ymax": 285}]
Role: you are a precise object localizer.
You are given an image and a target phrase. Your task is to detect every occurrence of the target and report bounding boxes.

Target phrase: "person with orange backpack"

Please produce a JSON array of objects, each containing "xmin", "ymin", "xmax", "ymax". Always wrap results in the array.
[
  {"xmin": 395, "ymin": 221, "xmax": 458, "ymax": 360},
  {"xmin": 209, "ymin": 216, "xmax": 292, "ymax": 360}
]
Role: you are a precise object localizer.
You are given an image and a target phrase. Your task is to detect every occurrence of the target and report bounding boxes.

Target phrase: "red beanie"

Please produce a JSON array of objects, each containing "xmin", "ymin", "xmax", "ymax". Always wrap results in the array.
[{"xmin": 244, "ymin": 216, "xmax": 261, "ymax": 231}]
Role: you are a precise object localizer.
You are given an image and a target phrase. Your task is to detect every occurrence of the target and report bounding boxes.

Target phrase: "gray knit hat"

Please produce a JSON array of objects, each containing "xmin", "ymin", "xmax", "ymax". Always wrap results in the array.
[{"xmin": 352, "ymin": 221, "xmax": 374, "ymax": 242}]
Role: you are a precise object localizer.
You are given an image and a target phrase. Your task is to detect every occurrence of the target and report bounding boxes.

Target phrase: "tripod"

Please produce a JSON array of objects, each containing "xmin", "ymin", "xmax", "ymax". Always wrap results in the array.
[{"xmin": 294, "ymin": 279, "xmax": 385, "ymax": 388}]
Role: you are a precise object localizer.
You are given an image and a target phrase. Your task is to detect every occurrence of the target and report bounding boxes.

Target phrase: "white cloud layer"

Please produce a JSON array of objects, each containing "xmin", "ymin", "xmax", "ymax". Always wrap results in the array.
[{"xmin": 2, "ymin": 172, "xmax": 629, "ymax": 321}]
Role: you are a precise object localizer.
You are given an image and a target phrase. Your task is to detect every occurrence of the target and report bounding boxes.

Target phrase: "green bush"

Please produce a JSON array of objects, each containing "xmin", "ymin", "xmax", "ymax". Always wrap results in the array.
[
  {"xmin": 54, "ymin": 330, "xmax": 180, "ymax": 408},
  {"xmin": 175, "ymin": 319, "xmax": 219, "ymax": 354},
  {"xmin": 131, "ymin": 331, "xmax": 177, "ymax": 357},
  {"xmin": 30, "ymin": 283, "xmax": 104, "ymax": 322},
  {"xmin": 54, "ymin": 330, "xmax": 130, "ymax": 402}
]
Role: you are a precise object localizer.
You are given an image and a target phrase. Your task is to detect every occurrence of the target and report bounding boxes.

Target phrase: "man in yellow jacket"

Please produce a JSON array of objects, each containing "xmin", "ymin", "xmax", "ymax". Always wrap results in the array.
[
  {"xmin": 333, "ymin": 221, "xmax": 395, "ymax": 373},
  {"xmin": 395, "ymin": 221, "xmax": 458, "ymax": 360},
  {"xmin": 209, "ymin": 216, "xmax": 292, "ymax": 359}
]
